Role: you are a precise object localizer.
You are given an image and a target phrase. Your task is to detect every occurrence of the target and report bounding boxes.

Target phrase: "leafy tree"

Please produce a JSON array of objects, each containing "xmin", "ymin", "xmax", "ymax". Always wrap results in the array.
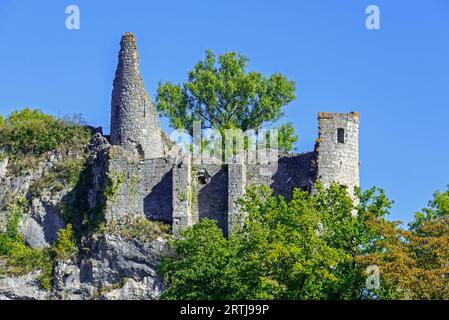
[
  {"xmin": 159, "ymin": 184, "xmax": 395, "ymax": 300},
  {"xmin": 156, "ymin": 50, "xmax": 297, "ymax": 151},
  {"xmin": 356, "ymin": 213, "xmax": 414, "ymax": 299},
  {"xmin": 361, "ymin": 186, "xmax": 449, "ymax": 299},
  {"xmin": 159, "ymin": 219, "xmax": 240, "ymax": 300},
  {"xmin": 275, "ymin": 122, "xmax": 298, "ymax": 152},
  {"xmin": 0, "ymin": 198, "xmax": 28, "ymax": 255},
  {"xmin": 409, "ymin": 186, "xmax": 449, "ymax": 231},
  {"xmin": 162, "ymin": 185, "xmax": 449, "ymax": 300}
]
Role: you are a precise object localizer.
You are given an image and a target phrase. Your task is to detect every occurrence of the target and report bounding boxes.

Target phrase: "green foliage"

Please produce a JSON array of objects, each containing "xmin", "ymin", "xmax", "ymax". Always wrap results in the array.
[
  {"xmin": 159, "ymin": 219, "xmax": 238, "ymax": 300},
  {"xmin": 0, "ymin": 197, "xmax": 53, "ymax": 290},
  {"xmin": 0, "ymin": 198, "xmax": 28, "ymax": 255},
  {"xmin": 178, "ymin": 191, "xmax": 187, "ymax": 202},
  {"xmin": 0, "ymin": 108, "xmax": 91, "ymax": 159},
  {"xmin": 366, "ymin": 185, "xmax": 449, "ymax": 299},
  {"xmin": 260, "ymin": 122, "xmax": 298, "ymax": 152},
  {"xmin": 2, "ymin": 246, "xmax": 53, "ymax": 291},
  {"xmin": 126, "ymin": 175, "xmax": 139, "ymax": 202},
  {"xmin": 275, "ymin": 122, "xmax": 298, "ymax": 152},
  {"xmin": 160, "ymin": 183, "xmax": 393, "ymax": 300},
  {"xmin": 51, "ymin": 224, "xmax": 77, "ymax": 260},
  {"xmin": 409, "ymin": 185, "xmax": 449, "ymax": 232},
  {"xmin": 156, "ymin": 50, "xmax": 297, "ymax": 151},
  {"xmin": 0, "ymin": 108, "xmax": 93, "ymax": 244},
  {"xmin": 60, "ymin": 161, "xmax": 105, "ymax": 239},
  {"xmin": 61, "ymin": 167, "xmax": 127, "ymax": 241},
  {"xmin": 5, "ymin": 155, "xmax": 41, "ymax": 176},
  {"xmin": 0, "ymin": 200, "xmax": 80, "ymax": 291},
  {"xmin": 104, "ymin": 171, "xmax": 125, "ymax": 203}
]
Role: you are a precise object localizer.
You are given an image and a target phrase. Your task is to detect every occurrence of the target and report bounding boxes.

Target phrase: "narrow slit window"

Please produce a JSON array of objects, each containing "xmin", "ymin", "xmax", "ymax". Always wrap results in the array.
[{"xmin": 337, "ymin": 128, "xmax": 345, "ymax": 144}]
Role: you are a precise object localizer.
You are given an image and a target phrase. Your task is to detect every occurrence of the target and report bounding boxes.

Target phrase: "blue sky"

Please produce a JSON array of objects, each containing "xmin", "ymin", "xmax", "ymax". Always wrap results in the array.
[{"xmin": 1, "ymin": 0, "xmax": 448, "ymax": 224}]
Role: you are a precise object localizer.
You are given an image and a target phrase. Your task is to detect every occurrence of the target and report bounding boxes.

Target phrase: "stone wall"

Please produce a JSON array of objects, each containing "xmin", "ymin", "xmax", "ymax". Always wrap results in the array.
[
  {"xmin": 103, "ymin": 124, "xmax": 358, "ymax": 235},
  {"xmin": 190, "ymin": 164, "xmax": 229, "ymax": 234},
  {"xmin": 247, "ymin": 152, "xmax": 317, "ymax": 200},
  {"xmin": 104, "ymin": 146, "xmax": 174, "ymax": 223},
  {"xmin": 228, "ymin": 163, "xmax": 246, "ymax": 234},
  {"xmin": 172, "ymin": 156, "xmax": 193, "ymax": 235},
  {"xmin": 171, "ymin": 152, "xmax": 317, "ymax": 236}
]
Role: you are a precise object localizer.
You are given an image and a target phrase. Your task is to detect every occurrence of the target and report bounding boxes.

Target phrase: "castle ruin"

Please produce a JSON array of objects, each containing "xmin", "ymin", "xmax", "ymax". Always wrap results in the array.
[{"xmin": 106, "ymin": 33, "xmax": 360, "ymax": 236}]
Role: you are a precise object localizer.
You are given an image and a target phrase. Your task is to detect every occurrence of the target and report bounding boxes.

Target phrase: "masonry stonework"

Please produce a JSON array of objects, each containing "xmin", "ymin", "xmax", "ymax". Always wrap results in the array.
[
  {"xmin": 110, "ymin": 33, "xmax": 165, "ymax": 159},
  {"xmin": 104, "ymin": 33, "xmax": 360, "ymax": 236},
  {"xmin": 315, "ymin": 112, "xmax": 360, "ymax": 195},
  {"xmin": 172, "ymin": 156, "xmax": 193, "ymax": 235}
]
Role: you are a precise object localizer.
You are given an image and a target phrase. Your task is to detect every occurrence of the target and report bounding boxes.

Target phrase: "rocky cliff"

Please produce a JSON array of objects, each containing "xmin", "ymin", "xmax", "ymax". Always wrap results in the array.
[{"xmin": 0, "ymin": 125, "xmax": 169, "ymax": 300}]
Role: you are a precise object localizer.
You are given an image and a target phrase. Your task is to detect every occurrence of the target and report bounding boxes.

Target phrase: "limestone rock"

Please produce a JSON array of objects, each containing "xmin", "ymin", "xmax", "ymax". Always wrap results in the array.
[
  {"xmin": 87, "ymin": 234, "xmax": 166, "ymax": 292},
  {"xmin": 53, "ymin": 260, "xmax": 94, "ymax": 300},
  {"xmin": 0, "ymin": 270, "xmax": 50, "ymax": 300},
  {"xmin": 100, "ymin": 277, "xmax": 162, "ymax": 300},
  {"xmin": 0, "ymin": 155, "xmax": 66, "ymax": 248},
  {"xmin": 22, "ymin": 195, "xmax": 66, "ymax": 248},
  {"xmin": 0, "ymin": 157, "xmax": 8, "ymax": 179}
]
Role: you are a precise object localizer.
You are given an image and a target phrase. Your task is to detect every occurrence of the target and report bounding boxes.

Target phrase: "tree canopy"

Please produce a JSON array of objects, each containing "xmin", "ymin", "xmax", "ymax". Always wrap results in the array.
[
  {"xmin": 361, "ymin": 186, "xmax": 449, "ymax": 299},
  {"xmin": 159, "ymin": 184, "xmax": 449, "ymax": 300},
  {"xmin": 156, "ymin": 50, "xmax": 297, "ymax": 151}
]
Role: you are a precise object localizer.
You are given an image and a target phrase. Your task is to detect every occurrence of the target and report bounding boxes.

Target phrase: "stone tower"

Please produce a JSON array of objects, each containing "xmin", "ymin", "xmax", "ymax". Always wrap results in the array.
[
  {"xmin": 315, "ymin": 112, "xmax": 360, "ymax": 194},
  {"xmin": 110, "ymin": 32, "xmax": 164, "ymax": 159}
]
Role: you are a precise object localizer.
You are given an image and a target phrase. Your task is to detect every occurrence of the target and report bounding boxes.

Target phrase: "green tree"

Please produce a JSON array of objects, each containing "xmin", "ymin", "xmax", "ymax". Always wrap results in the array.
[
  {"xmin": 357, "ymin": 185, "xmax": 449, "ymax": 300},
  {"xmin": 409, "ymin": 186, "xmax": 449, "ymax": 231},
  {"xmin": 159, "ymin": 219, "xmax": 240, "ymax": 300},
  {"xmin": 160, "ymin": 183, "xmax": 394, "ymax": 300},
  {"xmin": 156, "ymin": 50, "xmax": 297, "ymax": 151}
]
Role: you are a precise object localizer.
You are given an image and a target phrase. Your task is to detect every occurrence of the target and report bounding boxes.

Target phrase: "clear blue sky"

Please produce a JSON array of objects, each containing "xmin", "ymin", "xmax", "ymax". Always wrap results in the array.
[{"xmin": 1, "ymin": 0, "xmax": 448, "ymax": 225}]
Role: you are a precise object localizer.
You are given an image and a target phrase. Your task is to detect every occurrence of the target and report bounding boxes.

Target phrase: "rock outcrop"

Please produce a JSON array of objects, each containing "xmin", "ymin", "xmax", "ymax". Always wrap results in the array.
[
  {"xmin": 0, "ymin": 270, "xmax": 50, "ymax": 300},
  {"xmin": 0, "ymin": 131, "xmax": 168, "ymax": 300}
]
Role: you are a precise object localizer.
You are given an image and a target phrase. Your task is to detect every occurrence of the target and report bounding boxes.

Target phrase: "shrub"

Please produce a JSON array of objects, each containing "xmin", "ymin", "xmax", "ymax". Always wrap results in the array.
[
  {"xmin": 52, "ymin": 224, "xmax": 77, "ymax": 260},
  {"xmin": 0, "ymin": 198, "xmax": 28, "ymax": 255},
  {"xmin": 0, "ymin": 197, "xmax": 53, "ymax": 290},
  {"xmin": 0, "ymin": 108, "xmax": 90, "ymax": 158},
  {"xmin": 3, "ymin": 246, "xmax": 53, "ymax": 291}
]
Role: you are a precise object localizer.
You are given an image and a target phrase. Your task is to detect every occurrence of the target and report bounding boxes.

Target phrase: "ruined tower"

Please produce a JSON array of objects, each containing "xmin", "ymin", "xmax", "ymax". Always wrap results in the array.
[
  {"xmin": 315, "ymin": 112, "xmax": 360, "ymax": 194},
  {"xmin": 106, "ymin": 33, "xmax": 360, "ymax": 235},
  {"xmin": 110, "ymin": 32, "xmax": 164, "ymax": 159}
]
